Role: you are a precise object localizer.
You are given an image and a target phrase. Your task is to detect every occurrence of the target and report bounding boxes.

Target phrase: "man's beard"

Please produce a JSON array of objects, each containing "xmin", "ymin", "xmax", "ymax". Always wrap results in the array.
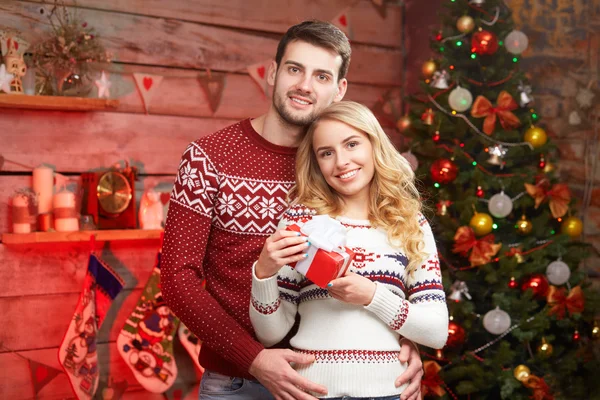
[{"xmin": 273, "ymin": 90, "xmax": 319, "ymax": 127}]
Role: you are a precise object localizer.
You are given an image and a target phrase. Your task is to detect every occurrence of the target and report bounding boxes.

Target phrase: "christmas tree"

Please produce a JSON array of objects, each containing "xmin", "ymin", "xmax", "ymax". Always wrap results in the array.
[{"xmin": 402, "ymin": 1, "xmax": 600, "ymax": 399}]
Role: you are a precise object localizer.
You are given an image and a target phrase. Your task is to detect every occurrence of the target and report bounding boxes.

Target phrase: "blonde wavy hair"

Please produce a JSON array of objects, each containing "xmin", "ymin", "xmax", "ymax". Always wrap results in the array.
[{"xmin": 289, "ymin": 101, "xmax": 427, "ymax": 272}]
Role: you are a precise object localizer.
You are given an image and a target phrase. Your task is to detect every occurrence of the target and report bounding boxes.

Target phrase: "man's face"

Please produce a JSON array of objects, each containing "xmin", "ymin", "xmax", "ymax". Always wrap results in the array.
[{"xmin": 269, "ymin": 40, "xmax": 347, "ymax": 127}]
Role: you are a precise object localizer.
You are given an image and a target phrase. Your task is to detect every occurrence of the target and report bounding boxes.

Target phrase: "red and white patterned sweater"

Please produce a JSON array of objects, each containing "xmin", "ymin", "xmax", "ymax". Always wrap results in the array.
[{"xmin": 161, "ymin": 119, "xmax": 296, "ymax": 379}]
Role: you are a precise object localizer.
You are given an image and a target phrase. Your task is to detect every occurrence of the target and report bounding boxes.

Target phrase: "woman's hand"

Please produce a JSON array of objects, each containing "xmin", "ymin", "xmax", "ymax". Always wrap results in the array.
[
  {"xmin": 326, "ymin": 271, "xmax": 377, "ymax": 306},
  {"xmin": 255, "ymin": 229, "xmax": 309, "ymax": 279}
]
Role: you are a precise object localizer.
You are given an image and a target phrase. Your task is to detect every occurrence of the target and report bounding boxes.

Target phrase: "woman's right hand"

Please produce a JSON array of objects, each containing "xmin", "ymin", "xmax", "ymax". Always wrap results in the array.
[{"xmin": 255, "ymin": 229, "xmax": 310, "ymax": 279}]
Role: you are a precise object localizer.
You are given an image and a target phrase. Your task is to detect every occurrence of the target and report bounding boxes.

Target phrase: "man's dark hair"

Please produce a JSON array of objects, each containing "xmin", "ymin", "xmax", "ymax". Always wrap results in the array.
[{"xmin": 275, "ymin": 20, "xmax": 352, "ymax": 81}]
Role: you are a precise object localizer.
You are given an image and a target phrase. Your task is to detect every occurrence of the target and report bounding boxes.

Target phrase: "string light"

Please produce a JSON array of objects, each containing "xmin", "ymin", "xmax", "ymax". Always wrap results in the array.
[
  {"xmin": 456, "ymin": 41, "xmax": 463, "ymax": 46},
  {"xmin": 471, "ymin": 53, "xmax": 477, "ymax": 59},
  {"xmin": 512, "ymin": 57, "xmax": 519, "ymax": 63},
  {"xmin": 434, "ymin": 183, "xmax": 440, "ymax": 188},
  {"xmin": 472, "ymin": 161, "xmax": 477, "ymax": 166}
]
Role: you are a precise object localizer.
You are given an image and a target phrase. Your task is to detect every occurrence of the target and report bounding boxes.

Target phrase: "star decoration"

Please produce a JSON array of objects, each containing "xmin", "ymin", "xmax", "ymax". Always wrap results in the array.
[
  {"xmin": 0, "ymin": 64, "xmax": 14, "ymax": 93},
  {"xmin": 575, "ymin": 87, "xmax": 595, "ymax": 109},
  {"xmin": 95, "ymin": 71, "xmax": 111, "ymax": 98}
]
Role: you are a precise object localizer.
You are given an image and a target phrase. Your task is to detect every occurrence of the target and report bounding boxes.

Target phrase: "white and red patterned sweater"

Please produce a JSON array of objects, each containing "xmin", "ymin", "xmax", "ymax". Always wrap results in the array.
[
  {"xmin": 161, "ymin": 119, "xmax": 297, "ymax": 380},
  {"xmin": 250, "ymin": 205, "xmax": 449, "ymax": 398}
]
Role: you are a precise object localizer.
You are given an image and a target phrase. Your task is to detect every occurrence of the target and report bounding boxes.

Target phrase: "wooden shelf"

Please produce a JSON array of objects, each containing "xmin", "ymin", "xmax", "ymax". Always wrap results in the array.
[
  {"xmin": 0, "ymin": 94, "xmax": 119, "ymax": 111},
  {"xmin": 1, "ymin": 229, "xmax": 162, "ymax": 245}
]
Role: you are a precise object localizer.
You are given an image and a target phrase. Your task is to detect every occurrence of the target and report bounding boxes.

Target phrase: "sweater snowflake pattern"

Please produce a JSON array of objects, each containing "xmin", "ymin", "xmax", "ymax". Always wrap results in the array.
[{"xmin": 250, "ymin": 204, "xmax": 449, "ymax": 398}]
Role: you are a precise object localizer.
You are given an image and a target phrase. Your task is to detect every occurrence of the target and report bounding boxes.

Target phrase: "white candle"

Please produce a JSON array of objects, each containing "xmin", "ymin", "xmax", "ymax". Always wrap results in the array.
[
  {"xmin": 53, "ymin": 191, "xmax": 79, "ymax": 232},
  {"xmin": 12, "ymin": 194, "xmax": 33, "ymax": 233},
  {"xmin": 33, "ymin": 165, "xmax": 54, "ymax": 214},
  {"xmin": 53, "ymin": 191, "xmax": 76, "ymax": 208},
  {"xmin": 54, "ymin": 218, "xmax": 79, "ymax": 232}
]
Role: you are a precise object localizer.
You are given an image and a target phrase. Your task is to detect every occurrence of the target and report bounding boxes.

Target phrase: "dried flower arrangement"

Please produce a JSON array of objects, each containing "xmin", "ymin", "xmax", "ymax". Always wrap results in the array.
[{"xmin": 31, "ymin": 1, "xmax": 110, "ymax": 96}]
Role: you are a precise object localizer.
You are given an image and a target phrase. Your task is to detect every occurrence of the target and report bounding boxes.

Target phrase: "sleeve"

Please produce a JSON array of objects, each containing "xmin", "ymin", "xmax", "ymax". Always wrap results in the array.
[
  {"xmin": 364, "ymin": 215, "xmax": 449, "ymax": 349},
  {"xmin": 160, "ymin": 142, "xmax": 264, "ymax": 373},
  {"xmin": 249, "ymin": 207, "xmax": 309, "ymax": 347}
]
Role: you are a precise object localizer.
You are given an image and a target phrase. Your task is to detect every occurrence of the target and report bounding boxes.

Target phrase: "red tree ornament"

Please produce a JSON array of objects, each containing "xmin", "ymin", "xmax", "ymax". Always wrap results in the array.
[
  {"xmin": 471, "ymin": 30, "xmax": 499, "ymax": 55},
  {"xmin": 521, "ymin": 274, "xmax": 550, "ymax": 299},
  {"xmin": 430, "ymin": 159, "xmax": 459, "ymax": 184},
  {"xmin": 446, "ymin": 321, "xmax": 466, "ymax": 347}
]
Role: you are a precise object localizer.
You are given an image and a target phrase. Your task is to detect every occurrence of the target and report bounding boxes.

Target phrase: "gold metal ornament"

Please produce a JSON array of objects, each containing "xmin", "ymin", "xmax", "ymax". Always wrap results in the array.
[
  {"xmin": 456, "ymin": 15, "xmax": 475, "ymax": 33},
  {"xmin": 516, "ymin": 214, "xmax": 533, "ymax": 235},
  {"xmin": 537, "ymin": 337, "xmax": 553, "ymax": 358},
  {"xmin": 396, "ymin": 115, "xmax": 412, "ymax": 132},
  {"xmin": 524, "ymin": 126, "xmax": 548, "ymax": 148},
  {"xmin": 421, "ymin": 60, "xmax": 437, "ymax": 79},
  {"xmin": 513, "ymin": 365, "xmax": 531, "ymax": 382},
  {"xmin": 97, "ymin": 171, "xmax": 133, "ymax": 214},
  {"xmin": 469, "ymin": 212, "xmax": 493, "ymax": 236},
  {"xmin": 592, "ymin": 321, "xmax": 600, "ymax": 340},
  {"xmin": 561, "ymin": 216, "xmax": 583, "ymax": 238}
]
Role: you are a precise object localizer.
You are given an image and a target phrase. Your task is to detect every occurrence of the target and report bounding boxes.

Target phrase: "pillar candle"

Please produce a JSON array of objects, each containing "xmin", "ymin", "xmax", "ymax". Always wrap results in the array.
[
  {"xmin": 33, "ymin": 165, "xmax": 54, "ymax": 214},
  {"xmin": 53, "ymin": 191, "xmax": 79, "ymax": 232},
  {"xmin": 12, "ymin": 193, "xmax": 35, "ymax": 233}
]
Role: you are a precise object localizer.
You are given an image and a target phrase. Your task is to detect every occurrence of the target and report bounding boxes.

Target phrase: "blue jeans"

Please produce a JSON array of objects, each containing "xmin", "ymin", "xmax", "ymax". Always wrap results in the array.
[{"xmin": 199, "ymin": 370, "xmax": 275, "ymax": 400}]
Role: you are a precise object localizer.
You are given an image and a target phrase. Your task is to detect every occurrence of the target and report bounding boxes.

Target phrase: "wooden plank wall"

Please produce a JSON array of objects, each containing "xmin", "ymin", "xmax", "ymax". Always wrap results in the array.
[{"xmin": 0, "ymin": 0, "xmax": 403, "ymax": 397}]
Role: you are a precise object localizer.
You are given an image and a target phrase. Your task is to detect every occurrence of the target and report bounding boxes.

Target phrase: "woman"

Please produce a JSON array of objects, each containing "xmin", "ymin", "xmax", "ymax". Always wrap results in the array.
[{"xmin": 249, "ymin": 101, "xmax": 448, "ymax": 400}]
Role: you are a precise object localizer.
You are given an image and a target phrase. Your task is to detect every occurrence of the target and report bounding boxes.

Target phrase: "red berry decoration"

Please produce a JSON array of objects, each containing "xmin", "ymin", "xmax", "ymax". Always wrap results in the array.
[
  {"xmin": 471, "ymin": 30, "xmax": 499, "ymax": 55},
  {"xmin": 446, "ymin": 321, "xmax": 466, "ymax": 347},
  {"xmin": 521, "ymin": 274, "xmax": 550, "ymax": 299},
  {"xmin": 430, "ymin": 159, "xmax": 459, "ymax": 184}
]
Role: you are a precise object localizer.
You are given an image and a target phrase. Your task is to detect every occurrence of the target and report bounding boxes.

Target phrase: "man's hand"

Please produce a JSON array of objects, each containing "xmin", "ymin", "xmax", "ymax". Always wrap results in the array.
[
  {"xmin": 395, "ymin": 338, "xmax": 423, "ymax": 400},
  {"xmin": 326, "ymin": 272, "xmax": 377, "ymax": 306},
  {"xmin": 249, "ymin": 348, "xmax": 327, "ymax": 400}
]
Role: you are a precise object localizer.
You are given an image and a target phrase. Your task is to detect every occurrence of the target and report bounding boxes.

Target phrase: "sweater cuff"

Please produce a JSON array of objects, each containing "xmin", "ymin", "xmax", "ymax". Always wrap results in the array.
[
  {"xmin": 364, "ymin": 281, "xmax": 402, "ymax": 321},
  {"xmin": 229, "ymin": 336, "xmax": 265, "ymax": 374},
  {"xmin": 251, "ymin": 261, "xmax": 280, "ymax": 303}
]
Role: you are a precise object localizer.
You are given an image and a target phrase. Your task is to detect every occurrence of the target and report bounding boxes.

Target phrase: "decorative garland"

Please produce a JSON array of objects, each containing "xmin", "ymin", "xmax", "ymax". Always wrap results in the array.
[{"xmin": 428, "ymin": 95, "xmax": 534, "ymax": 150}]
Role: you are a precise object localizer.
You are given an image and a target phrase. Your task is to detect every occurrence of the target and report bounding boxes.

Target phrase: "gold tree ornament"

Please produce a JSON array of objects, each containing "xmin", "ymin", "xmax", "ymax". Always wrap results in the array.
[
  {"xmin": 396, "ymin": 115, "xmax": 412, "ymax": 132},
  {"xmin": 516, "ymin": 214, "xmax": 533, "ymax": 235},
  {"xmin": 592, "ymin": 321, "xmax": 600, "ymax": 340},
  {"xmin": 456, "ymin": 16, "xmax": 475, "ymax": 33},
  {"xmin": 469, "ymin": 212, "xmax": 493, "ymax": 236},
  {"xmin": 561, "ymin": 216, "xmax": 583, "ymax": 238},
  {"xmin": 514, "ymin": 365, "xmax": 531, "ymax": 382},
  {"xmin": 421, "ymin": 60, "xmax": 437, "ymax": 78},
  {"xmin": 537, "ymin": 337, "xmax": 553, "ymax": 358},
  {"xmin": 524, "ymin": 126, "xmax": 548, "ymax": 148}
]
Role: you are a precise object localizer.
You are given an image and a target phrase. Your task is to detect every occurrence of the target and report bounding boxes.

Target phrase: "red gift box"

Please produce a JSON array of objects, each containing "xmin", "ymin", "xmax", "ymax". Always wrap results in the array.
[{"xmin": 286, "ymin": 223, "xmax": 355, "ymax": 288}]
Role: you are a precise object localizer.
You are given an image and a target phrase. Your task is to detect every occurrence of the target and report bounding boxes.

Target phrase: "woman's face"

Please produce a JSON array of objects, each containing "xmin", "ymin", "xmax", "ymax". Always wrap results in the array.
[{"xmin": 312, "ymin": 119, "xmax": 375, "ymax": 203}]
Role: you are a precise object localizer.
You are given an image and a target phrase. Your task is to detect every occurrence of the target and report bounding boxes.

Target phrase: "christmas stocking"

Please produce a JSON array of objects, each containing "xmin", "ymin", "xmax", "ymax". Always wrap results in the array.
[
  {"xmin": 117, "ymin": 253, "xmax": 179, "ymax": 393},
  {"xmin": 58, "ymin": 254, "xmax": 125, "ymax": 399},
  {"xmin": 178, "ymin": 323, "xmax": 205, "ymax": 376}
]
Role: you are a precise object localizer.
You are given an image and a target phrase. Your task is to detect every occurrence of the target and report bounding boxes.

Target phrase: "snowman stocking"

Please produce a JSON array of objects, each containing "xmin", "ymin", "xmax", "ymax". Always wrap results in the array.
[
  {"xmin": 117, "ymin": 253, "xmax": 179, "ymax": 393},
  {"xmin": 58, "ymin": 254, "xmax": 125, "ymax": 399},
  {"xmin": 177, "ymin": 323, "xmax": 205, "ymax": 376}
]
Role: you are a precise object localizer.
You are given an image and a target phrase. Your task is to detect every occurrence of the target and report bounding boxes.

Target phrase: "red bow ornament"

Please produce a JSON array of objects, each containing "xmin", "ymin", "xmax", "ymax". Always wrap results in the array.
[
  {"xmin": 470, "ymin": 90, "xmax": 521, "ymax": 135},
  {"xmin": 547, "ymin": 285, "xmax": 584, "ymax": 320},
  {"xmin": 524, "ymin": 182, "xmax": 571, "ymax": 218},
  {"xmin": 452, "ymin": 226, "xmax": 502, "ymax": 267},
  {"xmin": 523, "ymin": 375, "xmax": 554, "ymax": 400},
  {"xmin": 421, "ymin": 361, "xmax": 446, "ymax": 397}
]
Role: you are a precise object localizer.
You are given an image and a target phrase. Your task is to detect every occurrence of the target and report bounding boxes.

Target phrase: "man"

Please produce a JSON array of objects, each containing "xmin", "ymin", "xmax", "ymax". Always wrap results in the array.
[{"xmin": 162, "ymin": 20, "xmax": 424, "ymax": 400}]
